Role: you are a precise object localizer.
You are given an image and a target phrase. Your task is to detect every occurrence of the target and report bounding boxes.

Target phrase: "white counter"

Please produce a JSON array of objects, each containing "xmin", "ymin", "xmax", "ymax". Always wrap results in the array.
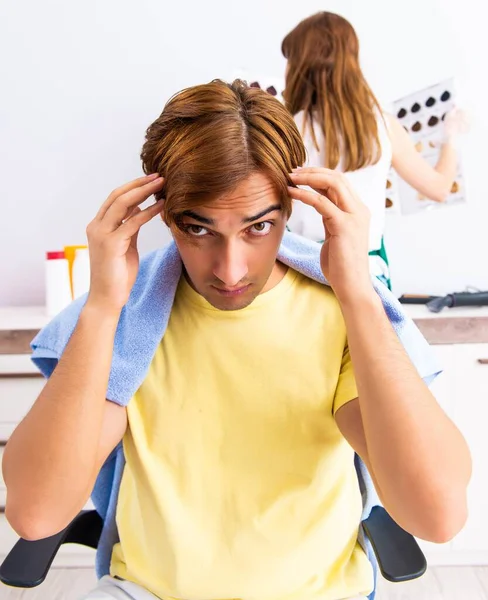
[
  {"xmin": 1, "ymin": 304, "xmax": 488, "ymax": 347},
  {"xmin": 0, "ymin": 306, "xmax": 51, "ymax": 331},
  {"xmin": 2, "ymin": 304, "xmax": 488, "ymax": 330}
]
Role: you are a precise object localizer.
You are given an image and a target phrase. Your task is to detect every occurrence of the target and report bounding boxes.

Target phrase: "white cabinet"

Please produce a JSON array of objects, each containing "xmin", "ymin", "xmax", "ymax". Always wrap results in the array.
[
  {"xmin": 416, "ymin": 343, "xmax": 488, "ymax": 566},
  {"xmin": 416, "ymin": 345, "xmax": 455, "ymax": 562},
  {"xmin": 0, "ymin": 354, "xmax": 95, "ymax": 567},
  {"xmin": 0, "ymin": 353, "xmax": 45, "ymax": 551},
  {"xmin": 449, "ymin": 345, "xmax": 488, "ymax": 558}
]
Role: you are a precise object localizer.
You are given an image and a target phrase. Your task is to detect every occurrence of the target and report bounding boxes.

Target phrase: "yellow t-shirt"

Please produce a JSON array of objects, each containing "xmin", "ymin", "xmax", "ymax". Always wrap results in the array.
[{"xmin": 111, "ymin": 268, "xmax": 374, "ymax": 600}]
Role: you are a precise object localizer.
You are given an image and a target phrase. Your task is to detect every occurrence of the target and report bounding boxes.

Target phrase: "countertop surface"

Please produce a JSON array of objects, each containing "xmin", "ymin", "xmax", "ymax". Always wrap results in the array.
[
  {"xmin": 400, "ymin": 305, "xmax": 488, "ymax": 321},
  {"xmin": 2, "ymin": 305, "xmax": 488, "ymax": 327},
  {"xmin": 0, "ymin": 306, "xmax": 51, "ymax": 331},
  {"xmin": 1, "ymin": 305, "xmax": 488, "ymax": 352}
]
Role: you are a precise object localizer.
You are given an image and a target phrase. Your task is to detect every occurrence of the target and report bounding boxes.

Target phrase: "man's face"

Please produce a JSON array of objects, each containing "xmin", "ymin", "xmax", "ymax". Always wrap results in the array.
[{"xmin": 170, "ymin": 172, "xmax": 288, "ymax": 311}]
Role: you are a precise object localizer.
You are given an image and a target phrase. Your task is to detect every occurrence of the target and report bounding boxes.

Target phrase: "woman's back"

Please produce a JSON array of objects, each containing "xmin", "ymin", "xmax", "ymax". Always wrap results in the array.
[
  {"xmin": 282, "ymin": 11, "xmax": 390, "ymax": 264},
  {"xmin": 289, "ymin": 110, "xmax": 392, "ymax": 252},
  {"xmin": 282, "ymin": 11, "xmax": 464, "ymax": 288}
]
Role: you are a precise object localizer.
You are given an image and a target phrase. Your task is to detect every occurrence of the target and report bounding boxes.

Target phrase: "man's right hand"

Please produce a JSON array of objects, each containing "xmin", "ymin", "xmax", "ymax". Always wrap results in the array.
[
  {"xmin": 85, "ymin": 173, "xmax": 164, "ymax": 314},
  {"xmin": 4, "ymin": 174, "xmax": 163, "ymax": 537}
]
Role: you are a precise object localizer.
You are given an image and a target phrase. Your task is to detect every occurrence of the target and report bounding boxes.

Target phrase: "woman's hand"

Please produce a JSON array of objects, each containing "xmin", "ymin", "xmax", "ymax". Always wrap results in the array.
[{"xmin": 443, "ymin": 108, "xmax": 469, "ymax": 146}]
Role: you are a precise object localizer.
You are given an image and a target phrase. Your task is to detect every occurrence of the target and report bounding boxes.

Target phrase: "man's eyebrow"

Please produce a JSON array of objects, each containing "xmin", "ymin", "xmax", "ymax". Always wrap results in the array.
[
  {"xmin": 242, "ymin": 204, "xmax": 282, "ymax": 223},
  {"xmin": 180, "ymin": 210, "xmax": 214, "ymax": 225},
  {"xmin": 180, "ymin": 205, "xmax": 282, "ymax": 226}
]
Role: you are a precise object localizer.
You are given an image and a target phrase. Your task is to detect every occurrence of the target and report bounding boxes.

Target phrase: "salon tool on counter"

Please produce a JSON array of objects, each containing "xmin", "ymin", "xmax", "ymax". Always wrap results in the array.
[
  {"xmin": 426, "ymin": 291, "xmax": 488, "ymax": 313},
  {"xmin": 398, "ymin": 294, "xmax": 439, "ymax": 305}
]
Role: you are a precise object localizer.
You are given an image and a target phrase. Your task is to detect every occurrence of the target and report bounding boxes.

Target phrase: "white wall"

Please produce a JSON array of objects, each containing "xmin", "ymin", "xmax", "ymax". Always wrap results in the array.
[{"xmin": 0, "ymin": 0, "xmax": 486, "ymax": 305}]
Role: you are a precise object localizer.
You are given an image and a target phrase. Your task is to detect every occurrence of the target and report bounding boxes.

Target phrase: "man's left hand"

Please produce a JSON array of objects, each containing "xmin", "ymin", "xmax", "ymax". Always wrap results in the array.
[{"xmin": 288, "ymin": 168, "xmax": 374, "ymax": 302}]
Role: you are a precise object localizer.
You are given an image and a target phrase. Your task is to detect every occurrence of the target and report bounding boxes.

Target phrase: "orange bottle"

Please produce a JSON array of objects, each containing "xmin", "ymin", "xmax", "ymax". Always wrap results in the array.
[{"xmin": 64, "ymin": 245, "xmax": 88, "ymax": 298}]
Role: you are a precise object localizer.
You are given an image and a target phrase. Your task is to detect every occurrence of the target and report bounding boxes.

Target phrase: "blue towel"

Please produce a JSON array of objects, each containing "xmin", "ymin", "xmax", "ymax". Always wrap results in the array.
[{"xmin": 31, "ymin": 231, "xmax": 440, "ymax": 598}]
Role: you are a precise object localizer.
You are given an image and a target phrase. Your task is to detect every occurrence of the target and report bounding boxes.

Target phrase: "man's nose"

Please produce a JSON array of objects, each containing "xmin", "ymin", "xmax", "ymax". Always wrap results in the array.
[{"xmin": 213, "ymin": 239, "xmax": 248, "ymax": 287}]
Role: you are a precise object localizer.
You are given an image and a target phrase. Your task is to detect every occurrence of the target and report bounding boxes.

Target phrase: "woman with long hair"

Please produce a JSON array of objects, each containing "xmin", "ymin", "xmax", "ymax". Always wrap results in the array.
[{"xmin": 282, "ymin": 11, "xmax": 465, "ymax": 288}]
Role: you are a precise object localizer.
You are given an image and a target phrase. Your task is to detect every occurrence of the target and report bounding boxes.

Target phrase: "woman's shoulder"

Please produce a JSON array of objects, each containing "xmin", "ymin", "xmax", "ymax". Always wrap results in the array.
[
  {"xmin": 293, "ymin": 110, "xmax": 306, "ymax": 127},
  {"xmin": 379, "ymin": 110, "xmax": 394, "ymax": 126},
  {"xmin": 373, "ymin": 108, "xmax": 395, "ymax": 143}
]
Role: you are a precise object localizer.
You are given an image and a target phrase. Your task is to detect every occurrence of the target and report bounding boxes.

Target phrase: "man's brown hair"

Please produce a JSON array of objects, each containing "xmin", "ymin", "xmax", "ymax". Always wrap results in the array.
[{"xmin": 141, "ymin": 79, "xmax": 306, "ymax": 225}]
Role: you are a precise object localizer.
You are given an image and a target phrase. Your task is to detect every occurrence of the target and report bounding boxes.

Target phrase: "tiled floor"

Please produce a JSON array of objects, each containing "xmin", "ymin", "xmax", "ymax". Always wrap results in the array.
[
  {"xmin": 0, "ymin": 567, "xmax": 487, "ymax": 599},
  {"xmin": 378, "ymin": 566, "xmax": 488, "ymax": 599}
]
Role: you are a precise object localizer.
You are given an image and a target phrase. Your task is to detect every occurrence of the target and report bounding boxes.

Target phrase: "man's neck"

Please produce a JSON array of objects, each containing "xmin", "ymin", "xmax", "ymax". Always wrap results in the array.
[{"xmin": 260, "ymin": 261, "xmax": 288, "ymax": 295}]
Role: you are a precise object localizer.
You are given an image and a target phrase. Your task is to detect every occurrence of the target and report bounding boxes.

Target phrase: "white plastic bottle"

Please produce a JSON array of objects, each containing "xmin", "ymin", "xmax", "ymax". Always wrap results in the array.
[
  {"xmin": 72, "ymin": 248, "xmax": 91, "ymax": 299},
  {"xmin": 45, "ymin": 251, "xmax": 72, "ymax": 317}
]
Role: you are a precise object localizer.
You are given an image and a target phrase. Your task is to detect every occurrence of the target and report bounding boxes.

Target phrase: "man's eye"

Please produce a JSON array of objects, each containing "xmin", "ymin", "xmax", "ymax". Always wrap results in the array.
[
  {"xmin": 186, "ymin": 225, "xmax": 208, "ymax": 236},
  {"xmin": 250, "ymin": 221, "xmax": 272, "ymax": 236}
]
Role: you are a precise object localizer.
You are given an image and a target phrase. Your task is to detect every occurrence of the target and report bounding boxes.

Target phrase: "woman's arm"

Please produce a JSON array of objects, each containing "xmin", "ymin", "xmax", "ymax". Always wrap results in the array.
[{"xmin": 386, "ymin": 111, "xmax": 465, "ymax": 202}]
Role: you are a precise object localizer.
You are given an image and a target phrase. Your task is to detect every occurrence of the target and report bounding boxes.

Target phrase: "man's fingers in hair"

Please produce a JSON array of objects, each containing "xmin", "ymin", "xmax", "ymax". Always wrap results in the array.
[
  {"xmin": 95, "ymin": 174, "xmax": 162, "ymax": 221},
  {"xmin": 290, "ymin": 169, "xmax": 360, "ymax": 213},
  {"xmin": 118, "ymin": 199, "xmax": 164, "ymax": 238},
  {"xmin": 287, "ymin": 186, "xmax": 342, "ymax": 221},
  {"xmin": 100, "ymin": 178, "xmax": 164, "ymax": 232}
]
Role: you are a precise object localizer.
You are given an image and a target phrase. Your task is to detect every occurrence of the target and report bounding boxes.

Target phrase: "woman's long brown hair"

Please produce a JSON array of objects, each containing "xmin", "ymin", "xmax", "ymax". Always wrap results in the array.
[{"xmin": 282, "ymin": 12, "xmax": 383, "ymax": 172}]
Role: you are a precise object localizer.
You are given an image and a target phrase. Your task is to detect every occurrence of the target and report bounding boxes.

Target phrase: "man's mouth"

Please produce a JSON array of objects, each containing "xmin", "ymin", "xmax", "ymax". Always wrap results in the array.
[{"xmin": 211, "ymin": 284, "xmax": 251, "ymax": 297}]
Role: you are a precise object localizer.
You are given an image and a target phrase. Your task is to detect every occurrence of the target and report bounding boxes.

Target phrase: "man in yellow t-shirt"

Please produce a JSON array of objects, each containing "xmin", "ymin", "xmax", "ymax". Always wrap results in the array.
[
  {"xmin": 5, "ymin": 81, "xmax": 470, "ymax": 600},
  {"xmin": 110, "ymin": 267, "xmax": 373, "ymax": 600}
]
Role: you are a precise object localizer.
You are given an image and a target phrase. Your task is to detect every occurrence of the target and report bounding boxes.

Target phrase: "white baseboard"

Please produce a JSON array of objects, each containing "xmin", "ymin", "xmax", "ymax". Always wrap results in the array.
[{"xmin": 424, "ymin": 552, "xmax": 488, "ymax": 566}]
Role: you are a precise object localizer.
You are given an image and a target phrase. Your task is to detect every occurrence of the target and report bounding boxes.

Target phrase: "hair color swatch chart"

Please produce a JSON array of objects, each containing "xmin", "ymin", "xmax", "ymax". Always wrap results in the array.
[
  {"xmin": 388, "ymin": 78, "xmax": 465, "ymax": 215},
  {"xmin": 231, "ymin": 70, "xmax": 285, "ymax": 103}
]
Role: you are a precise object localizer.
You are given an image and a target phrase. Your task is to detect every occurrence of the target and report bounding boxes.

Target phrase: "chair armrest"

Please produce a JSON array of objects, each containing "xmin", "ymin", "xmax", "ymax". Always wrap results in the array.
[
  {"xmin": 0, "ymin": 510, "xmax": 102, "ymax": 588},
  {"xmin": 1, "ymin": 505, "xmax": 425, "ymax": 588},
  {"xmin": 363, "ymin": 506, "xmax": 427, "ymax": 583}
]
